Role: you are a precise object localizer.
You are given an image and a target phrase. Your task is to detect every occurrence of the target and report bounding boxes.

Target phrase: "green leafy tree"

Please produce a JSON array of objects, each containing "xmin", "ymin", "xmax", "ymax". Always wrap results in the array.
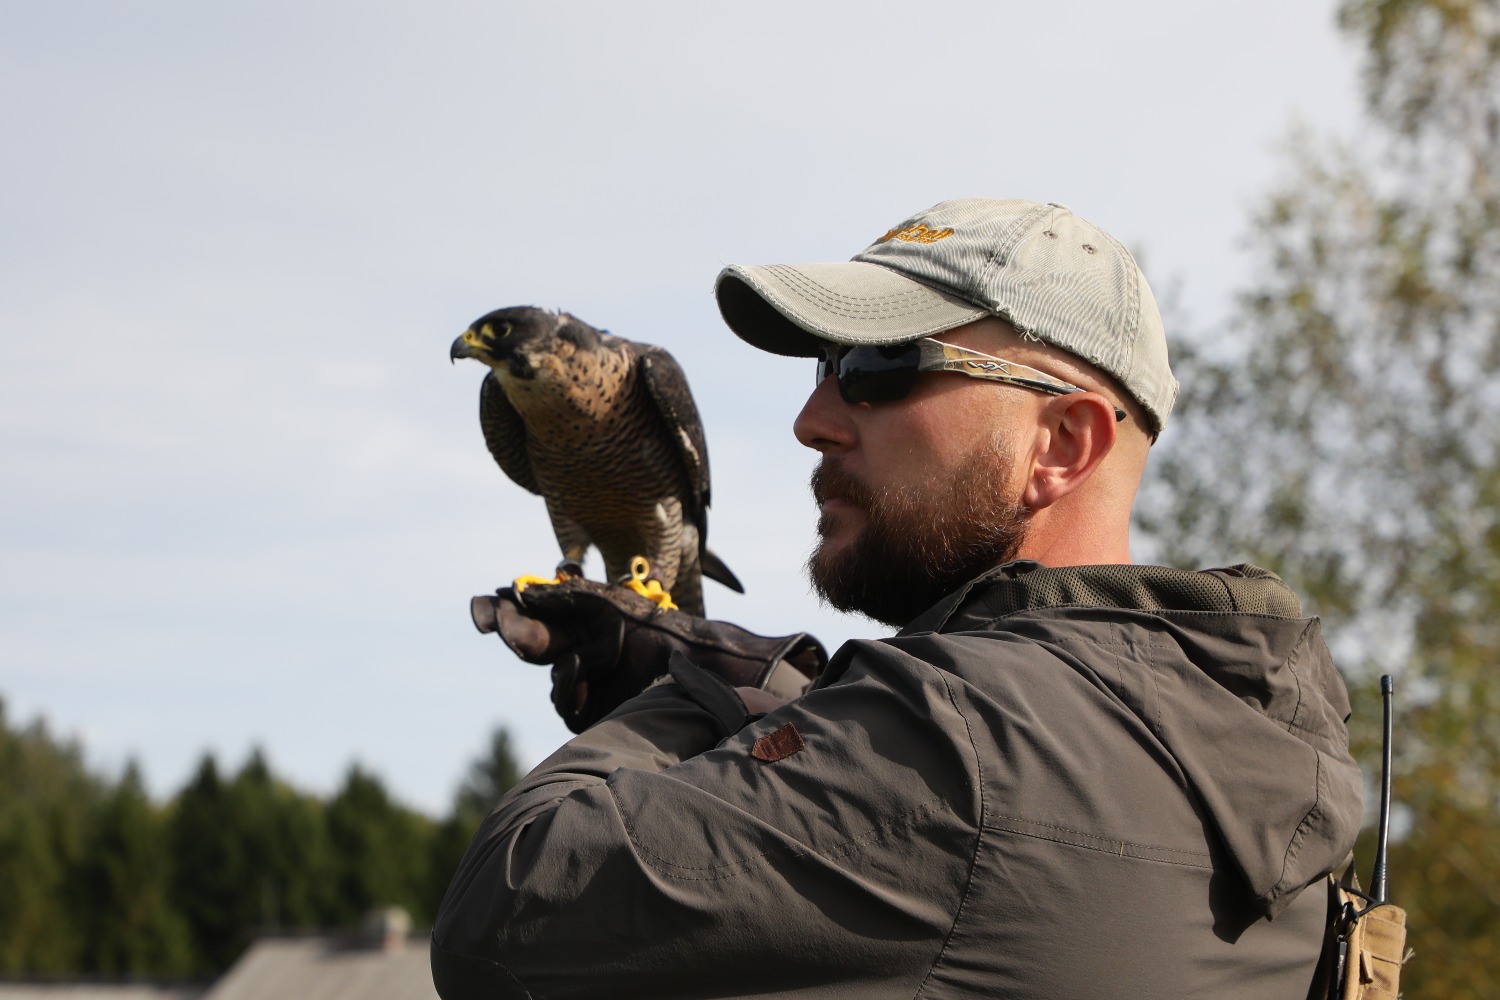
[{"xmin": 1139, "ymin": 0, "xmax": 1500, "ymax": 993}]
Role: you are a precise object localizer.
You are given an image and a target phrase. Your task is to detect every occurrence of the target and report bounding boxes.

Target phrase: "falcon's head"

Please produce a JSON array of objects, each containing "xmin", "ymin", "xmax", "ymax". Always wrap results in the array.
[{"xmin": 451, "ymin": 306, "xmax": 568, "ymax": 379}]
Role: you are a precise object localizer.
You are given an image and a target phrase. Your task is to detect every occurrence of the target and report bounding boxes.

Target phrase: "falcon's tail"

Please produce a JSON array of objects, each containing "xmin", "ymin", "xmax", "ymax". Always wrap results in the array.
[{"xmin": 702, "ymin": 549, "xmax": 745, "ymax": 594}]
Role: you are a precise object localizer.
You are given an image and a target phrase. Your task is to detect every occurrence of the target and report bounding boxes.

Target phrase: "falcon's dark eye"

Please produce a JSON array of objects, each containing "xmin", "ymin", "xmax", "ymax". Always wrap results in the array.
[{"xmin": 499, "ymin": 322, "xmax": 513, "ymax": 337}]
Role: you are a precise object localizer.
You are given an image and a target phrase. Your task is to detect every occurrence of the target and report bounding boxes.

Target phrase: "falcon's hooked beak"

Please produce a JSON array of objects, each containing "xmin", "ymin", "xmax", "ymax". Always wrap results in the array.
[{"xmin": 450, "ymin": 328, "xmax": 485, "ymax": 364}]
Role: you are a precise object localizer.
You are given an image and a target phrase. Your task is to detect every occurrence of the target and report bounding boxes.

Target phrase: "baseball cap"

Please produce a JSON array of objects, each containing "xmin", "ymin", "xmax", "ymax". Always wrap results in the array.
[{"xmin": 715, "ymin": 198, "xmax": 1178, "ymax": 434}]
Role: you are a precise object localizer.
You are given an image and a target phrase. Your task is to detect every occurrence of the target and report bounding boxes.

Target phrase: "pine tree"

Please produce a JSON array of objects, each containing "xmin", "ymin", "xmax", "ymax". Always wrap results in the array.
[
  {"xmin": 453, "ymin": 727, "xmax": 524, "ymax": 831},
  {"xmin": 0, "ymin": 698, "xmax": 101, "ymax": 974},
  {"xmin": 75, "ymin": 762, "xmax": 193, "ymax": 976},
  {"xmin": 167, "ymin": 754, "xmax": 252, "ymax": 975},
  {"xmin": 324, "ymin": 763, "xmax": 437, "ymax": 927},
  {"xmin": 428, "ymin": 727, "xmax": 525, "ymax": 917},
  {"xmin": 0, "ymin": 697, "xmax": 489, "ymax": 978},
  {"xmin": 226, "ymin": 749, "xmax": 334, "ymax": 934}
]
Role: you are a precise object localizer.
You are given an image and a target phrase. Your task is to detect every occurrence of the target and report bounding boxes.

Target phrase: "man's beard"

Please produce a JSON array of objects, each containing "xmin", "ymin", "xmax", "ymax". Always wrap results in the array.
[{"xmin": 807, "ymin": 444, "xmax": 1032, "ymax": 628}]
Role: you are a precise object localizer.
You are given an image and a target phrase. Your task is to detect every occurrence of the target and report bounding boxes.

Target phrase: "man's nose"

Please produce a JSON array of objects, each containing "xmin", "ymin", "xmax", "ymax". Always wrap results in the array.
[{"xmin": 793, "ymin": 374, "xmax": 856, "ymax": 453}]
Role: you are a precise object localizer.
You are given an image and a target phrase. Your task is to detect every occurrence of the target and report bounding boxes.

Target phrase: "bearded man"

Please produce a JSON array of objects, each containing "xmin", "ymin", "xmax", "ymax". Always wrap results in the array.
[{"xmin": 431, "ymin": 199, "xmax": 1363, "ymax": 999}]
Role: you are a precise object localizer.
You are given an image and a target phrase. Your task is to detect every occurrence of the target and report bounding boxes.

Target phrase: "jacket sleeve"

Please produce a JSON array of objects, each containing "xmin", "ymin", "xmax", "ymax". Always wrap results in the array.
[{"xmin": 429, "ymin": 642, "xmax": 980, "ymax": 1000}]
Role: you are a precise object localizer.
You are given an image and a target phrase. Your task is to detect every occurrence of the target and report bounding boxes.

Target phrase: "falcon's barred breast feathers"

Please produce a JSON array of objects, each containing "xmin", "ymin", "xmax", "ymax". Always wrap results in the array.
[{"xmin": 451, "ymin": 306, "xmax": 743, "ymax": 617}]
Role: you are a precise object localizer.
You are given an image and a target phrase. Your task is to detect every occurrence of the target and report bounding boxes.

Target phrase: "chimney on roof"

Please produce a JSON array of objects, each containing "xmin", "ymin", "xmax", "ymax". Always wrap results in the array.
[{"xmin": 361, "ymin": 906, "xmax": 412, "ymax": 952}]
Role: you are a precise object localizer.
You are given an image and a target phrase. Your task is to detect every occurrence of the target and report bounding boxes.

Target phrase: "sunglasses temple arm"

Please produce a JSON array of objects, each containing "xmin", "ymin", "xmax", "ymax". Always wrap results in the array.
[{"xmin": 917, "ymin": 339, "xmax": 952, "ymax": 366}]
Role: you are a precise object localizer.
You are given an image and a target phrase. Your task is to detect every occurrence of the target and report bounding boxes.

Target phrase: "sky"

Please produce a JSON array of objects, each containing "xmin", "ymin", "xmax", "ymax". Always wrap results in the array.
[{"xmin": 1, "ymin": 1, "xmax": 1364, "ymax": 815}]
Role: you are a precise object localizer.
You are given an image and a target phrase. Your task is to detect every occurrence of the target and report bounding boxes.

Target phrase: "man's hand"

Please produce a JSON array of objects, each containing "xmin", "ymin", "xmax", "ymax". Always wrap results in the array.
[{"xmin": 470, "ymin": 576, "xmax": 825, "ymax": 733}]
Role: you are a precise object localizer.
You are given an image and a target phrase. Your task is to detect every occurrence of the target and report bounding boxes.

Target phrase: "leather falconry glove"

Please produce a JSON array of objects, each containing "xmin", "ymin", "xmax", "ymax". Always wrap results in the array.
[{"xmin": 470, "ymin": 576, "xmax": 827, "ymax": 734}]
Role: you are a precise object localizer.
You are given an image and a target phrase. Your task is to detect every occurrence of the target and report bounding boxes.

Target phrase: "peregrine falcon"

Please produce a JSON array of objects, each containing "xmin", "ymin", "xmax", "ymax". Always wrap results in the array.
[{"xmin": 450, "ymin": 306, "xmax": 743, "ymax": 617}]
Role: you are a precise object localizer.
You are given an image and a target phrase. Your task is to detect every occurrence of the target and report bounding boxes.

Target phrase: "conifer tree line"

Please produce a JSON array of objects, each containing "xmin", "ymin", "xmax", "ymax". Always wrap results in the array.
[{"xmin": 0, "ymin": 696, "xmax": 521, "ymax": 980}]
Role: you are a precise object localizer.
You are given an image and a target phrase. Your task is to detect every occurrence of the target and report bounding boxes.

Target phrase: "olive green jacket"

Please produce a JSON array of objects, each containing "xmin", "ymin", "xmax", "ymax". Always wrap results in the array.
[{"xmin": 431, "ymin": 562, "xmax": 1363, "ymax": 998}]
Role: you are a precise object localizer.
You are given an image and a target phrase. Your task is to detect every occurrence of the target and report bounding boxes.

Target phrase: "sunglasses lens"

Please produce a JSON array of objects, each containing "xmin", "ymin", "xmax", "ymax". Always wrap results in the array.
[{"xmin": 837, "ymin": 344, "xmax": 922, "ymax": 403}]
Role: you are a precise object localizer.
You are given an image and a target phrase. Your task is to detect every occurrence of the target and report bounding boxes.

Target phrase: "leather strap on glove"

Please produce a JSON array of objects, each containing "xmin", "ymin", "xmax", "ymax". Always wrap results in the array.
[{"xmin": 470, "ymin": 576, "xmax": 826, "ymax": 733}]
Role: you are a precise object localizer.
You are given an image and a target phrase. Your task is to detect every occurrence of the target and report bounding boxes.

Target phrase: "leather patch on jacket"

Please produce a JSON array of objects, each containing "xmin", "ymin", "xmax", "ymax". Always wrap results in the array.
[{"xmin": 751, "ymin": 723, "xmax": 805, "ymax": 762}]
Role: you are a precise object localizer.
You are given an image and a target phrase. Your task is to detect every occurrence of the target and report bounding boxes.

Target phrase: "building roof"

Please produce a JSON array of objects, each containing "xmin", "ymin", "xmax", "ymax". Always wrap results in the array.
[
  {"xmin": 0, "ymin": 986, "xmax": 204, "ymax": 1000},
  {"xmin": 200, "ymin": 936, "xmax": 435, "ymax": 1000}
]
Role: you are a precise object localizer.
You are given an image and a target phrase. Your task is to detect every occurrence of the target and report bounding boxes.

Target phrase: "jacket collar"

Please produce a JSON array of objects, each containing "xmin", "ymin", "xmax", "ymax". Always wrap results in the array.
[{"xmin": 898, "ymin": 560, "xmax": 1303, "ymax": 636}]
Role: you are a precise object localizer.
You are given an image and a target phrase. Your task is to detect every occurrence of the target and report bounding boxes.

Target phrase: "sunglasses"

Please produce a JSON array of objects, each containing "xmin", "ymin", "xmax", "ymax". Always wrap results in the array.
[{"xmin": 817, "ymin": 338, "xmax": 1127, "ymax": 422}]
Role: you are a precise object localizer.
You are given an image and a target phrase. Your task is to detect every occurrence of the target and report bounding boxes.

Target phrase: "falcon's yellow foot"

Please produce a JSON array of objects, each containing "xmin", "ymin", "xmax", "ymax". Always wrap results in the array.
[
  {"xmin": 511, "ymin": 573, "xmax": 561, "ymax": 593},
  {"xmin": 512, "ymin": 560, "xmax": 586, "ymax": 594},
  {"xmin": 621, "ymin": 556, "xmax": 678, "ymax": 611}
]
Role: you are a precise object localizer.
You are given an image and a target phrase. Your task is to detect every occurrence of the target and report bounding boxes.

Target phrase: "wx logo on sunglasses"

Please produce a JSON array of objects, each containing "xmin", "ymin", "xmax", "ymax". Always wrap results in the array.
[{"xmin": 819, "ymin": 339, "xmax": 1127, "ymax": 422}]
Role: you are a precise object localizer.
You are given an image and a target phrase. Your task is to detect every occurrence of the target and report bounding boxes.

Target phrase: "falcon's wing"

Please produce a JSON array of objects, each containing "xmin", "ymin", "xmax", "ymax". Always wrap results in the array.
[
  {"xmin": 479, "ymin": 372, "xmax": 541, "ymax": 495},
  {"xmin": 638, "ymin": 346, "xmax": 711, "ymax": 522}
]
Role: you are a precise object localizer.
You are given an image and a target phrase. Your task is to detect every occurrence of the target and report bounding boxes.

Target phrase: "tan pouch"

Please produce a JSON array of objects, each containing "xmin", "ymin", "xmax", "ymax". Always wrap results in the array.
[
  {"xmin": 1335, "ymin": 893, "xmax": 1407, "ymax": 1000},
  {"xmin": 1310, "ymin": 874, "xmax": 1408, "ymax": 1000}
]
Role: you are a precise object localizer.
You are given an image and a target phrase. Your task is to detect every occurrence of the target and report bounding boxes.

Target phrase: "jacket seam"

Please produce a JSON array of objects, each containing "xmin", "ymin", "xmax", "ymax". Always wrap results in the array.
[
  {"xmin": 615, "ymin": 790, "xmax": 942, "ymax": 880},
  {"xmin": 1148, "ymin": 634, "xmax": 1165, "ymax": 735},
  {"xmin": 1040, "ymin": 632, "xmax": 1330, "ymax": 738},
  {"xmin": 1274, "ymin": 744, "xmax": 1324, "ymax": 902},
  {"xmin": 1284, "ymin": 620, "xmax": 1313, "ymax": 736},
  {"xmin": 1270, "ymin": 619, "xmax": 1335, "ymax": 907},
  {"xmin": 914, "ymin": 669, "xmax": 985, "ymax": 1000},
  {"xmin": 987, "ymin": 817, "xmax": 1214, "ymax": 868},
  {"xmin": 983, "ymin": 605, "xmax": 1310, "ymax": 623}
]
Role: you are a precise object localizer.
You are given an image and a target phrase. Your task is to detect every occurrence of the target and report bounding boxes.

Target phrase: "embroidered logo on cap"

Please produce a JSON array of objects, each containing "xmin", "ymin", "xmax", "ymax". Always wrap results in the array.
[{"xmin": 875, "ymin": 223, "xmax": 955, "ymax": 245}]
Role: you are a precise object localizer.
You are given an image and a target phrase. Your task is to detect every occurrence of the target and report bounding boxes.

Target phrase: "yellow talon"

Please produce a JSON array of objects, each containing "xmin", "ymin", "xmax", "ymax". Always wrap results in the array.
[
  {"xmin": 622, "ymin": 556, "xmax": 678, "ymax": 611},
  {"xmin": 512, "ymin": 573, "xmax": 562, "ymax": 593},
  {"xmin": 513, "ymin": 560, "xmax": 585, "ymax": 593}
]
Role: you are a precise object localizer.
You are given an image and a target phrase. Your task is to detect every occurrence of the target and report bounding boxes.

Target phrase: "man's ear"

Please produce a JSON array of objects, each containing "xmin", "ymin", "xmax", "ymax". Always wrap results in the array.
[{"xmin": 1021, "ymin": 393, "xmax": 1118, "ymax": 510}]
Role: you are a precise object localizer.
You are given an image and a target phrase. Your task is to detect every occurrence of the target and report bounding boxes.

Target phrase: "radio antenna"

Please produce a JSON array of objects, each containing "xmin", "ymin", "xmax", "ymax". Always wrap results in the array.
[{"xmin": 1370, "ymin": 674, "xmax": 1394, "ymax": 904}]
